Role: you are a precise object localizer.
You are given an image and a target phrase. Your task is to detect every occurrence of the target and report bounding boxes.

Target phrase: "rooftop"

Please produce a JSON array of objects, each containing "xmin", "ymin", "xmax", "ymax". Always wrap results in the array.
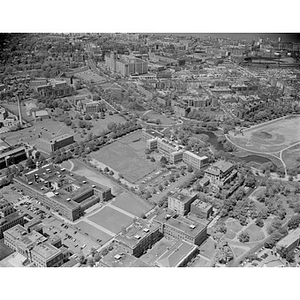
[
  {"xmin": 191, "ymin": 199, "xmax": 213, "ymax": 212},
  {"xmin": 170, "ymin": 191, "xmax": 198, "ymax": 204},
  {"xmin": 277, "ymin": 228, "xmax": 300, "ymax": 248},
  {"xmin": 156, "ymin": 240, "xmax": 197, "ymax": 267},
  {"xmin": 31, "ymin": 241, "xmax": 61, "ymax": 260},
  {"xmin": 165, "ymin": 215, "xmax": 206, "ymax": 238},
  {"xmin": 184, "ymin": 151, "xmax": 208, "ymax": 161}
]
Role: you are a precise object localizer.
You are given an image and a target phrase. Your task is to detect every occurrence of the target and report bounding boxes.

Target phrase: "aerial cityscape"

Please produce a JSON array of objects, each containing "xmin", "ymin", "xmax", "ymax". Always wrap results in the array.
[{"xmin": 1, "ymin": 32, "xmax": 300, "ymax": 268}]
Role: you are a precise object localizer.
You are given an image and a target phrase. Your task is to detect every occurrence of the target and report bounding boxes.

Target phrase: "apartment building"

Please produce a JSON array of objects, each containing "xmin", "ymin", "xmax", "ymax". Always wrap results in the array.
[{"xmin": 183, "ymin": 151, "xmax": 208, "ymax": 170}]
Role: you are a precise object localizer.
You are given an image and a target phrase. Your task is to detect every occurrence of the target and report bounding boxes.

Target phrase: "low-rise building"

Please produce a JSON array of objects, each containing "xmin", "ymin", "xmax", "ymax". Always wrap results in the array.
[
  {"xmin": 116, "ymin": 221, "xmax": 161, "ymax": 257},
  {"xmin": 205, "ymin": 160, "xmax": 237, "ymax": 187},
  {"xmin": 35, "ymin": 79, "xmax": 73, "ymax": 98},
  {"xmin": 36, "ymin": 133, "xmax": 74, "ymax": 154},
  {"xmin": 31, "ymin": 242, "xmax": 64, "ymax": 267},
  {"xmin": 155, "ymin": 240, "xmax": 198, "ymax": 267},
  {"xmin": 183, "ymin": 151, "xmax": 208, "ymax": 170},
  {"xmin": 0, "ymin": 198, "xmax": 24, "ymax": 238},
  {"xmin": 13, "ymin": 163, "xmax": 112, "ymax": 221},
  {"xmin": 168, "ymin": 191, "xmax": 198, "ymax": 216},
  {"xmin": 276, "ymin": 228, "xmax": 300, "ymax": 254},
  {"xmin": 190, "ymin": 199, "xmax": 213, "ymax": 219}
]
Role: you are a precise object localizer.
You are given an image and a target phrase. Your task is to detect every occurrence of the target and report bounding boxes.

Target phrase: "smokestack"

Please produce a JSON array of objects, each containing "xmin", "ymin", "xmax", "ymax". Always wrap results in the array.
[{"xmin": 17, "ymin": 93, "xmax": 23, "ymax": 127}]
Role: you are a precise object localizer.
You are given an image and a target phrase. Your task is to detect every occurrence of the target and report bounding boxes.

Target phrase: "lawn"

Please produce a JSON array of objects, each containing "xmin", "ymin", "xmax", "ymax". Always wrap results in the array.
[
  {"xmin": 246, "ymin": 224, "xmax": 265, "ymax": 242},
  {"xmin": 224, "ymin": 230, "xmax": 236, "ymax": 240},
  {"xmin": 113, "ymin": 191, "xmax": 153, "ymax": 217},
  {"xmin": 2, "ymin": 102, "xmax": 35, "ymax": 123},
  {"xmin": 191, "ymin": 256, "xmax": 211, "ymax": 267},
  {"xmin": 282, "ymin": 143, "xmax": 300, "ymax": 170},
  {"xmin": 88, "ymin": 206, "xmax": 133, "ymax": 234},
  {"xmin": 0, "ymin": 239, "xmax": 14, "ymax": 261},
  {"xmin": 251, "ymin": 187, "xmax": 266, "ymax": 199},
  {"xmin": 231, "ymin": 246, "xmax": 246, "ymax": 258},
  {"xmin": 143, "ymin": 111, "xmax": 177, "ymax": 125},
  {"xmin": 228, "ymin": 116, "xmax": 300, "ymax": 153},
  {"xmin": 199, "ymin": 237, "xmax": 216, "ymax": 260},
  {"xmin": 90, "ymin": 131, "xmax": 157, "ymax": 183},
  {"xmin": 76, "ymin": 221, "xmax": 112, "ymax": 244},
  {"xmin": 226, "ymin": 218, "xmax": 243, "ymax": 233},
  {"xmin": 74, "ymin": 70, "xmax": 106, "ymax": 83}
]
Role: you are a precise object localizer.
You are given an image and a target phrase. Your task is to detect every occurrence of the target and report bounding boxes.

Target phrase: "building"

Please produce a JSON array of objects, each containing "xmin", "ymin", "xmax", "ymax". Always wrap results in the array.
[
  {"xmin": 157, "ymin": 139, "xmax": 185, "ymax": 164},
  {"xmin": 142, "ymin": 128, "xmax": 164, "ymax": 141},
  {"xmin": 0, "ymin": 198, "xmax": 24, "ymax": 238},
  {"xmin": 190, "ymin": 199, "xmax": 213, "ymax": 219},
  {"xmin": 168, "ymin": 191, "xmax": 198, "ymax": 216},
  {"xmin": 31, "ymin": 242, "xmax": 64, "ymax": 267},
  {"xmin": 0, "ymin": 145, "xmax": 31, "ymax": 170},
  {"xmin": 32, "ymin": 110, "xmax": 50, "ymax": 121},
  {"xmin": 155, "ymin": 240, "xmax": 198, "ymax": 267},
  {"xmin": 35, "ymin": 79, "xmax": 73, "ymax": 98},
  {"xmin": 205, "ymin": 160, "xmax": 237, "ymax": 187},
  {"xmin": 13, "ymin": 163, "xmax": 112, "ymax": 221},
  {"xmin": 147, "ymin": 138, "xmax": 158, "ymax": 152},
  {"xmin": 4, "ymin": 224, "xmax": 64, "ymax": 267},
  {"xmin": 116, "ymin": 221, "xmax": 161, "ymax": 257},
  {"xmin": 276, "ymin": 228, "xmax": 300, "ymax": 254},
  {"xmin": 36, "ymin": 133, "xmax": 74, "ymax": 154},
  {"xmin": 183, "ymin": 151, "xmax": 208, "ymax": 170},
  {"xmin": 105, "ymin": 52, "xmax": 148, "ymax": 77},
  {"xmin": 154, "ymin": 213, "xmax": 207, "ymax": 246}
]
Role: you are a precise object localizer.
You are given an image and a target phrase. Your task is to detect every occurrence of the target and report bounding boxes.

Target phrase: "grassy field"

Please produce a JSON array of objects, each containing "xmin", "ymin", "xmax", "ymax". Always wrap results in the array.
[
  {"xmin": 231, "ymin": 246, "xmax": 246, "ymax": 258},
  {"xmin": 88, "ymin": 206, "xmax": 133, "ymax": 234},
  {"xmin": 76, "ymin": 221, "xmax": 112, "ymax": 244},
  {"xmin": 199, "ymin": 237, "xmax": 216, "ymax": 260},
  {"xmin": 2, "ymin": 102, "xmax": 35, "ymax": 123},
  {"xmin": 74, "ymin": 70, "xmax": 106, "ymax": 83},
  {"xmin": 113, "ymin": 191, "xmax": 153, "ymax": 217},
  {"xmin": 226, "ymin": 219, "xmax": 243, "ymax": 233},
  {"xmin": 228, "ymin": 116, "xmax": 300, "ymax": 153},
  {"xmin": 282, "ymin": 143, "xmax": 300, "ymax": 170},
  {"xmin": 143, "ymin": 111, "xmax": 176, "ymax": 125},
  {"xmin": 90, "ymin": 131, "xmax": 157, "ymax": 183},
  {"xmin": 246, "ymin": 224, "xmax": 265, "ymax": 242}
]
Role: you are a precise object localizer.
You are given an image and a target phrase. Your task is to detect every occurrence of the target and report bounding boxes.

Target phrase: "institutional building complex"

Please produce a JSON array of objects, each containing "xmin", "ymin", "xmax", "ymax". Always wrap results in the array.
[{"xmin": 36, "ymin": 133, "xmax": 74, "ymax": 154}]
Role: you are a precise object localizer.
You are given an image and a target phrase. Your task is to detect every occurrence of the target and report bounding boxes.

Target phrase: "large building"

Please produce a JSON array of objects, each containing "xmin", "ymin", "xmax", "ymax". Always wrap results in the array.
[
  {"xmin": 0, "ymin": 197, "xmax": 24, "ymax": 238},
  {"xmin": 205, "ymin": 160, "xmax": 237, "ymax": 187},
  {"xmin": 155, "ymin": 240, "xmax": 198, "ymax": 267},
  {"xmin": 36, "ymin": 133, "xmax": 74, "ymax": 154},
  {"xmin": 276, "ymin": 228, "xmax": 300, "ymax": 254},
  {"xmin": 13, "ymin": 163, "xmax": 112, "ymax": 221},
  {"xmin": 183, "ymin": 151, "xmax": 209, "ymax": 170},
  {"xmin": 142, "ymin": 128, "xmax": 164, "ymax": 141},
  {"xmin": 4, "ymin": 224, "xmax": 64, "ymax": 267},
  {"xmin": 0, "ymin": 144, "xmax": 31, "ymax": 170},
  {"xmin": 157, "ymin": 139, "xmax": 185, "ymax": 164},
  {"xmin": 168, "ymin": 191, "xmax": 198, "ymax": 216},
  {"xmin": 105, "ymin": 52, "xmax": 148, "ymax": 77},
  {"xmin": 35, "ymin": 79, "xmax": 73, "ymax": 98},
  {"xmin": 116, "ymin": 221, "xmax": 161, "ymax": 258},
  {"xmin": 154, "ymin": 212, "xmax": 207, "ymax": 246}
]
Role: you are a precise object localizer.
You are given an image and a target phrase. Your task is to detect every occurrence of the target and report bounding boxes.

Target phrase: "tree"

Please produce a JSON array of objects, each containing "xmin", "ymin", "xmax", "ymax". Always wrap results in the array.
[
  {"xmin": 158, "ymin": 184, "xmax": 163, "ymax": 192},
  {"xmin": 286, "ymin": 252, "xmax": 295, "ymax": 263},
  {"xmin": 150, "ymin": 157, "xmax": 155, "ymax": 163},
  {"xmin": 255, "ymin": 217, "xmax": 264, "ymax": 228},
  {"xmin": 238, "ymin": 231, "xmax": 250, "ymax": 243},
  {"xmin": 160, "ymin": 156, "xmax": 167, "ymax": 167},
  {"xmin": 109, "ymin": 170, "xmax": 114, "ymax": 176},
  {"xmin": 145, "ymin": 148, "xmax": 151, "ymax": 155},
  {"xmin": 187, "ymin": 165, "xmax": 193, "ymax": 173},
  {"xmin": 104, "ymin": 167, "xmax": 109, "ymax": 173},
  {"xmin": 287, "ymin": 214, "xmax": 300, "ymax": 230},
  {"xmin": 25, "ymin": 157, "xmax": 35, "ymax": 169}
]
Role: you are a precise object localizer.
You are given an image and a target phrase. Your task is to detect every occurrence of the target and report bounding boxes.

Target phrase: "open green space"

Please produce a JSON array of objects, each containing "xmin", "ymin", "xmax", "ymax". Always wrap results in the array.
[
  {"xmin": 228, "ymin": 116, "xmax": 300, "ymax": 153},
  {"xmin": 88, "ymin": 206, "xmax": 133, "ymax": 234},
  {"xmin": 113, "ymin": 191, "xmax": 153, "ymax": 217},
  {"xmin": 199, "ymin": 237, "xmax": 216, "ymax": 260},
  {"xmin": 76, "ymin": 221, "xmax": 112, "ymax": 244},
  {"xmin": 246, "ymin": 224, "xmax": 265, "ymax": 242},
  {"xmin": 2, "ymin": 102, "xmax": 35, "ymax": 123},
  {"xmin": 191, "ymin": 256, "xmax": 211, "ymax": 267},
  {"xmin": 226, "ymin": 218, "xmax": 243, "ymax": 233},
  {"xmin": 231, "ymin": 246, "xmax": 246, "ymax": 258},
  {"xmin": 224, "ymin": 230, "xmax": 236, "ymax": 240},
  {"xmin": 0, "ymin": 239, "xmax": 14, "ymax": 261},
  {"xmin": 282, "ymin": 143, "xmax": 300, "ymax": 170},
  {"xmin": 74, "ymin": 70, "xmax": 106, "ymax": 83},
  {"xmin": 90, "ymin": 131, "xmax": 157, "ymax": 183},
  {"xmin": 143, "ymin": 111, "xmax": 176, "ymax": 125}
]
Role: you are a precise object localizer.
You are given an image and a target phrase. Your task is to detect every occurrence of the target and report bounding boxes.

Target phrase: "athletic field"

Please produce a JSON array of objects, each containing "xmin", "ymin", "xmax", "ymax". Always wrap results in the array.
[{"xmin": 228, "ymin": 116, "xmax": 300, "ymax": 153}]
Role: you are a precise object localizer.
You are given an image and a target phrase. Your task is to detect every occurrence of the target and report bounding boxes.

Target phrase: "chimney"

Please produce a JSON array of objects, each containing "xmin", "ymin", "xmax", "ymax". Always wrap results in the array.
[{"xmin": 17, "ymin": 93, "xmax": 23, "ymax": 127}]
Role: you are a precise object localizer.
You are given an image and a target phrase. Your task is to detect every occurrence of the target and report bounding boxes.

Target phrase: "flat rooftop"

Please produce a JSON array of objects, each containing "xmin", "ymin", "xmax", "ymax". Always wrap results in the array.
[
  {"xmin": 165, "ymin": 215, "xmax": 206, "ymax": 238},
  {"xmin": 116, "ymin": 221, "xmax": 159, "ymax": 249},
  {"xmin": 32, "ymin": 242, "xmax": 61, "ymax": 260},
  {"xmin": 191, "ymin": 199, "xmax": 213, "ymax": 211},
  {"xmin": 156, "ymin": 240, "xmax": 197, "ymax": 267},
  {"xmin": 277, "ymin": 228, "xmax": 300, "ymax": 248},
  {"xmin": 170, "ymin": 191, "xmax": 197, "ymax": 204},
  {"xmin": 144, "ymin": 129, "xmax": 164, "ymax": 139},
  {"xmin": 184, "ymin": 151, "xmax": 208, "ymax": 161}
]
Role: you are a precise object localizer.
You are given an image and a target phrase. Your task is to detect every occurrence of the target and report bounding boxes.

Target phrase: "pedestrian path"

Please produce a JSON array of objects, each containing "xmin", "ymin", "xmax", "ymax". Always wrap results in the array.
[
  {"xmin": 84, "ymin": 219, "xmax": 115, "ymax": 237},
  {"xmin": 107, "ymin": 202, "xmax": 136, "ymax": 219}
]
